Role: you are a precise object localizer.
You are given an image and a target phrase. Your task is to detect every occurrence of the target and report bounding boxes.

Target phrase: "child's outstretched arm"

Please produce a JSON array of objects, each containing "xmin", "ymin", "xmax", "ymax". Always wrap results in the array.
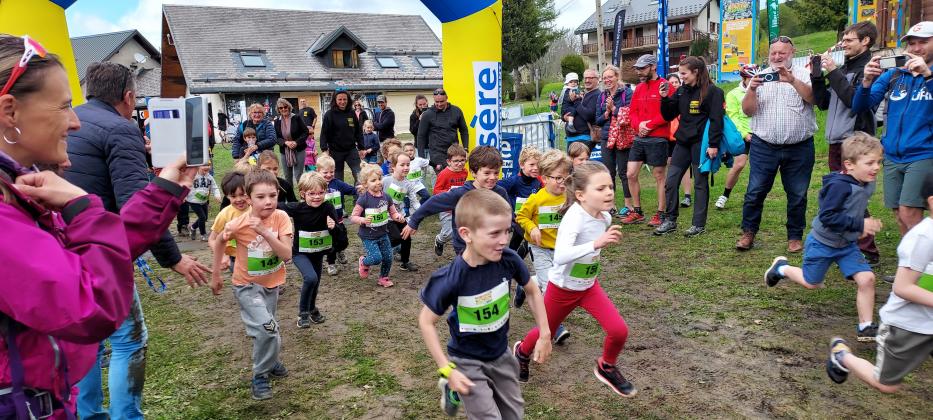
[
  {"xmin": 209, "ymin": 229, "xmax": 228, "ymax": 295},
  {"xmin": 418, "ymin": 306, "xmax": 475, "ymax": 394},
  {"xmin": 522, "ymin": 283, "xmax": 552, "ymax": 363},
  {"xmin": 402, "ymin": 189, "xmax": 461, "ymax": 238}
]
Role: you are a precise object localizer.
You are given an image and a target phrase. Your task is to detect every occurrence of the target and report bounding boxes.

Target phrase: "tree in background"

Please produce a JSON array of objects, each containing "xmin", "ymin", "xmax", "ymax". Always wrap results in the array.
[
  {"xmin": 787, "ymin": 0, "xmax": 848, "ymax": 34},
  {"xmin": 560, "ymin": 54, "xmax": 585, "ymax": 79},
  {"xmin": 503, "ymin": 0, "xmax": 560, "ymax": 72}
]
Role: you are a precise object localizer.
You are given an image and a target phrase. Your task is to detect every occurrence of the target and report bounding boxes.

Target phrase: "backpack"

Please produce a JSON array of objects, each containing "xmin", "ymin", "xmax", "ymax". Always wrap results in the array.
[{"xmin": 699, "ymin": 115, "xmax": 745, "ymax": 175}]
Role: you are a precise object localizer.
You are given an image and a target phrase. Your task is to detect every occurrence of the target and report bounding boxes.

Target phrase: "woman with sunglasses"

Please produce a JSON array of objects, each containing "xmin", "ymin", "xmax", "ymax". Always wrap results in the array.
[
  {"xmin": 232, "ymin": 103, "xmax": 277, "ymax": 160},
  {"xmin": 273, "ymin": 98, "xmax": 308, "ymax": 186},
  {"xmin": 0, "ymin": 34, "xmax": 197, "ymax": 419}
]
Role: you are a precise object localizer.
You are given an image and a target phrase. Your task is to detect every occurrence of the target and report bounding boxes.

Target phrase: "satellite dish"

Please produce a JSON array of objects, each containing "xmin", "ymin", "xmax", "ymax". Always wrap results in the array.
[{"xmin": 134, "ymin": 53, "xmax": 147, "ymax": 64}]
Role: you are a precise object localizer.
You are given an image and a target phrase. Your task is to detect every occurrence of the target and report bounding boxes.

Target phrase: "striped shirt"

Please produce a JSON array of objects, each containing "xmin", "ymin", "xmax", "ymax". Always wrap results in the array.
[{"xmin": 749, "ymin": 64, "xmax": 817, "ymax": 145}]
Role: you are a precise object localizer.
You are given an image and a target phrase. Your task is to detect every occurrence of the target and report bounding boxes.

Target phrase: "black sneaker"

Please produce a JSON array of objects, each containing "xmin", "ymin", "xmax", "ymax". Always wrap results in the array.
[
  {"xmin": 865, "ymin": 253, "xmax": 880, "ymax": 267},
  {"xmin": 434, "ymin": 239, "xmax": 444, "ymax": 256},
  {"xmin": 400, "ymin": 261, "xmax": 419, "ymax": 271},
  {"xmin": 594, "ymin": 361, "xmax": 637, "ymax": 397},
  {"xmin": 296, "ymin": 312, "xmax": 311, "ymax": 329},
  {"xmin": 765, "ymin": 256, "xmax": 788, "ymax": 287},
  {"xmin": 857, "ymin": 323, "xmax": 878, "ymax": 342},
  {"xmin": 436, "ymin": 378, "xmax": 462, "ymax": 416},
  {"xmin": 554, "ymin": 324, "xmax": 571, "ymax": 345},
  {"xmin": 251, "ymin": 374, "xmax": 273, "ymax": 400},
  {"xmin": 178, "ymin": 225, "xmax": 190, "ymax": 237},
  {"xmin": 826, "ymin": 337, "xmax": 850, "ymax": 384},
  {"xmin": 683, "ymin": 225, "xmax": 705, "ymax": 237},
  {"xmin": 513, "ymin": 283, "xmax": 526, "ymax": 308},
  {"xmin": 270, "ymin": 362, "xmax": 289, "ymax": 378},
  {"xmin": 336, "ymin": 251, "xmax": 348, "ymax": 265},
  {"xmin": 513, "ymin": 341, "xmax": 530, "ymax": 383},
  {"xmin": 653, "ymin": 220, "xmax": 677, "ymax": 236},
  {"xmin": 680, "ymin": 196, "xmax": 692, "ymax": 208},
  {"xmin": 310, "ymin": 309, "xmax": 326, "ymax": 324},
  {"xmin": 881, "ymin": 274, "xmax": 895, "ymax": 284}
]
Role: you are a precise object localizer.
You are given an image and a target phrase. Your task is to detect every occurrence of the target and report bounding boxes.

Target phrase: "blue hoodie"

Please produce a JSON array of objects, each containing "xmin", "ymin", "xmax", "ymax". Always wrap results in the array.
[
  {"xmin": 496, "ymin": 170, "xmax": 542, "ymax": 210},
  {"xmin": 851, "ymin": 67, "xmax": 933, "ymax": 164},
  {"xmin": 407, "ymin": 181, "xmax": 511, "ymax": 253},
  {"xmin": 809, "ymin": 172, "xmax": 875, "ymax": 248}
]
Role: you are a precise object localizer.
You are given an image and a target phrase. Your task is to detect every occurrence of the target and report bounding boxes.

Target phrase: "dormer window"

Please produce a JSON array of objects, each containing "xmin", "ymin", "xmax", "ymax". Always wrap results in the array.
[
  {"xmin": 416, "ymin": 57, "xmax": 439, "ymax": 68},
  {"xmin": 332, "ymin": 50, "xmax": 359, "ymax": 69},
  {"xmin": 239, "ymin": 52, "xmax": 266, "ymax": 67},
  {"xmin": 376, "ymin": 57, "xmax": 399, "ymax": 68}
]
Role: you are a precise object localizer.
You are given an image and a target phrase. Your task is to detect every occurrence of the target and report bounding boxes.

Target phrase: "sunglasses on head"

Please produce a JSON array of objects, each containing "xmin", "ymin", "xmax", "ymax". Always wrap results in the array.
[
  {"xmin": 770, "ymin": 36, "xmax": 794, "ymax": 46},
  {"xmin": 1, "ymin": 35, "xmax": 49, "ymax": 96},
  {"xmin": 433, "ymin": 89, "xmax": 446, "ymax": 96}
]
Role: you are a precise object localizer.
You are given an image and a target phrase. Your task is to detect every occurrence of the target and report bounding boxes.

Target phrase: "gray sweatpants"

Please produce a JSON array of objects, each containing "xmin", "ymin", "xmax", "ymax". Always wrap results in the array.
[
  {"xmin": 529, "ymin": 244, "xmax": 554, "ymax": 292},
  {"xmin": 233, "ymin": 283, "xmax": 281, "ymax": 376},
  {"xmin": 449, "ymin": 352, "xmax": 523, "ymax": 420},
  {"xmin": 436, "ymin": 211, "xmax": 453, "ymax": 244}
]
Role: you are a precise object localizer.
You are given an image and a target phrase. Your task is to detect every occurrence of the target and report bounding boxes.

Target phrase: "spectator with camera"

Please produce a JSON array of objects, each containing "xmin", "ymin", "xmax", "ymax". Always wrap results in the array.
[
  {"xmin": 851, "ymin": 21, "xmax": 933, "ymax": 237},
  {"xmin": 737, "ymin": 36, "xmax": 817, "ymax": 252},
  {"xmin": 811, "ymin": 21, "xmax": 881, "ymax": 265}
]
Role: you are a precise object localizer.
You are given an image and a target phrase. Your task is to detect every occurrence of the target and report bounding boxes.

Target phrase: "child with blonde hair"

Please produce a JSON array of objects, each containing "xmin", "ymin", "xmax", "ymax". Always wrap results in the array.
[
  {"xmin": 317, "ymin": 154, "xmax": 356, "ymax": 275},
  {"xmin": 350, "ymin": 163, "xmax": 406, "ymax": 287}
]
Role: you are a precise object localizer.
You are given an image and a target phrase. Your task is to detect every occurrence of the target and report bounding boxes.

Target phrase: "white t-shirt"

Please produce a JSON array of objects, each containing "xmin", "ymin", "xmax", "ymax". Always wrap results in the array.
[
  {"xmin": 185, "ymin": 173, "xmax": 221, "ymax": 204},
  {"xmin": 407, "ymin": 156, "xmax": 431, "ymax": 181},
  {"xmin": 879, "ymin": 217, "xmax": 933, "ymax": 335},
  {"xmin": 547, "ymin": 202, "xmax": 611, "ymax": 291}
]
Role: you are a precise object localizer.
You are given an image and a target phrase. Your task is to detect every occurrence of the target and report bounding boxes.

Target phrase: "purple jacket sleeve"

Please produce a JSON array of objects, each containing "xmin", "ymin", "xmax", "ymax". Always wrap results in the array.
[{"xmin": 0, "ymin": 179, "xmax": 186, "ymax": 344}]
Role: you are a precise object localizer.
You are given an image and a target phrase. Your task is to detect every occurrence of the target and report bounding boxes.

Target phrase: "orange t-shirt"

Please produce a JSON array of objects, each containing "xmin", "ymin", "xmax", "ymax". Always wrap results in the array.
[{"xmin": 228, "ymin": 209, "xmax": 293, "ymax": 288}]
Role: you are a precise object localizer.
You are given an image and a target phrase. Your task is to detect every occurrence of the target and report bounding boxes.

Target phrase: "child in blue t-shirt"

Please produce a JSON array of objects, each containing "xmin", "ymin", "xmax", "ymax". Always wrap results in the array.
[
  {"xmin": 418, "ymin": 189, "xmax": 551, "ymax": 418},
  {"xmin": 765, "ymin": 134, "xmax": 883, "ymax": 341}
]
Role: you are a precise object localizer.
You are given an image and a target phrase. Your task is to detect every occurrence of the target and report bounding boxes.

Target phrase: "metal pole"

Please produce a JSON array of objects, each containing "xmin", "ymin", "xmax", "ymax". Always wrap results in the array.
[{"xmin": 595, "ymin": 0, "xmax": 606, "ymax": 72}]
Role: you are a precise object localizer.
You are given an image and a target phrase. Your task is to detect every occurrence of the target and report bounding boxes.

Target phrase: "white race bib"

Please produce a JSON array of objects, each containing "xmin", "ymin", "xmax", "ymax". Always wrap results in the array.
[
  {"xmin": 247, "ymin": 247, "xmax": 282, "ymax": 276},
  {"xmin": 298, "ymin": 230, "xmax": 332, "ymax": 253},
  {"xmin": 456, "ymin": 280, "xmax": 510, "ymax": 333},
  {"xmin": 366, "ymin": 205, "xmax": 390, "ymax": 227}
]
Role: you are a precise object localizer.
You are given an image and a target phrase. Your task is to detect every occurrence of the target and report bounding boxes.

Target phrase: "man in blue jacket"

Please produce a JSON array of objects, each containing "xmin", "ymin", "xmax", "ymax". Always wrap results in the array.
[
  {"xmin": 64, "ymin": 62, "xmax": 209, "ymax": 420},
  {"xmin": 561, "ymin": 68, "xmax": 601, "ymax": 150},
  {"xmin": 852, "ymin": 21, "xmax": 933, "ymax": 235}
]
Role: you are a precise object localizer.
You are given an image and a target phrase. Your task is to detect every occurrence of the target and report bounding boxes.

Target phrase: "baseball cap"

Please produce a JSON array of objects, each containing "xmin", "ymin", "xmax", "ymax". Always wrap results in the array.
[
  {"xmin": 376, "ymin": 94, "xmax": 386, "ymax": 103},
  {"xmin": 564, "ymin": 72, "xmax": 579, "ymax": 84},
  {"xmin": 633, "ymin": 54, "xmax": 657, "ymax": 68},
  {"xmin": 901, "ymin": 21, "xmax": 933, "ymax": 42}
]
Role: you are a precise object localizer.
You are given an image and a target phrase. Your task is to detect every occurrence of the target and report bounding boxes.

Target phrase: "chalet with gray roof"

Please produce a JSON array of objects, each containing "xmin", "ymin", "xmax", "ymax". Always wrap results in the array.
[
  {"xmin": 70, "ymin": 29, "xmax": 161, "ymax": 107},
  {"xmin": 575, "ymin": 0, "xmax": 719, "ymax": 79},
  {"xmin": 160, "ymin": 4, "xmax": 442, "ymax": 136}
]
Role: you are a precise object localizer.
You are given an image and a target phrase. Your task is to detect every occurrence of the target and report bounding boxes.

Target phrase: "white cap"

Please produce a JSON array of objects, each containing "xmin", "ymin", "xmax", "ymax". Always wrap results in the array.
[
  {"xmin": 564, "ymin": 72, "xmax": 579, "ymax": 84},
  {"xmin": 901, "ymin": 21, "xmax": 933, "ymax": 42}
]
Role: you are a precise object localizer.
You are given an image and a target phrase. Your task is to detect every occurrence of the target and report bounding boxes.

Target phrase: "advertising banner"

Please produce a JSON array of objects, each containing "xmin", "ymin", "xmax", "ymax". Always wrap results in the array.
[
  {"xmin": 611, "ymin": 9, "xmax": 626, "ymax": 67},
  {"xmin": 657, "ymin": 0, "xmax": 669, "ymax": 74},
  {"xmin": 718, "ymin": 0, "xmax": 757, "ymax": 82},
  {"xmin": 767, "ymin": 0, "xmax": 780, "ymax": 42}
]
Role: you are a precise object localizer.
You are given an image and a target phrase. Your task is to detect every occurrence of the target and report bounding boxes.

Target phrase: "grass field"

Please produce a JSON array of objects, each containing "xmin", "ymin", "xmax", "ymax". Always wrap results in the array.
[{"xmin": 132, "ymin": 108, "xmax": 932, "ymax": 418}]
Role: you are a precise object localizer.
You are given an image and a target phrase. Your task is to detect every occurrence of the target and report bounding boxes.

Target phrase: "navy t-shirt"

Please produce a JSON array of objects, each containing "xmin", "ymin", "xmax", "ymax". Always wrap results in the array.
[
  {"xmin": 355, "ymin": 191, "xmax": 394, "ymax": 240},
  {"xmin": 420, "ymin": 248, "xmax": 530, "ymax": 361}
]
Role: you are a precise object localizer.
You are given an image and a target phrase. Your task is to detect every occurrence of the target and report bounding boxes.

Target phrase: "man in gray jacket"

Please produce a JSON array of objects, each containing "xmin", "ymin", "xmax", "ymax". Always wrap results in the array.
[{"xmin": 811, "ymin": 21, "xmax": 880, "ymax": 264}]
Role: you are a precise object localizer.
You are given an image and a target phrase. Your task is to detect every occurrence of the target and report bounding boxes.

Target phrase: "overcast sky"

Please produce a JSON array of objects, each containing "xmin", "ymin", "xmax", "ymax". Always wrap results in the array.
[{"xmin": 65, "ymin": 0, "xmax": 599, "ymax": 47}]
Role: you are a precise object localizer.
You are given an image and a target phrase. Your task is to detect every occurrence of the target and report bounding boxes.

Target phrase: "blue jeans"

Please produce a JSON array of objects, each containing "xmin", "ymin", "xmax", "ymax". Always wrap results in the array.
[
  {"xmin": 741, "ymin": 136, "xmax": 815, "ymax": 240},
  {"xmin": 77, "ymin": 288, "xmax": 147, "ymax": 420},
  {"xmin": 294, "ymin": 253, "xmax": 324, "ymax": 314}
]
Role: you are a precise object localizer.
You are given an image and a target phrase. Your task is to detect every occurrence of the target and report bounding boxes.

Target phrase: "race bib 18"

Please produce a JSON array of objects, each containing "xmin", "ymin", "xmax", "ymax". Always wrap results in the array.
[
  {"xmin": 569, "ymin": 261, "xmax": 601, "ymax": 281},
  {"xmin": 456, "ymin": 281, "xmax": 510, "ymax": 333},
  {"xmin": 298, "ymin": 230, "xmax": 332, "ymax": 253}
]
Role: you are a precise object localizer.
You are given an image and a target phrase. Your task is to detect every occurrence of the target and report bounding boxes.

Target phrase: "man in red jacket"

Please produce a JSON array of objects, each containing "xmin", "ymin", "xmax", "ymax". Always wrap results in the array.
[{"xmin": 622, "ymin": 54, "xmax": 673, "ymax": 227}]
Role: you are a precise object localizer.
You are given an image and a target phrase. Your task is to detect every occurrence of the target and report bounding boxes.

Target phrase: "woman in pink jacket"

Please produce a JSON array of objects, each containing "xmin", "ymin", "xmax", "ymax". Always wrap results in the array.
[{"xmin": 0, "ymin": 34, "xmax": 195, "ymax": 419}]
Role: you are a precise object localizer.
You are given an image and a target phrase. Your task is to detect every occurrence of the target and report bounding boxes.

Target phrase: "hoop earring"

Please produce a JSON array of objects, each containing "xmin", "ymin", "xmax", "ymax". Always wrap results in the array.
[{"xmin": 3, "ymin": 127, "xmax": 21, "ymax": 145}]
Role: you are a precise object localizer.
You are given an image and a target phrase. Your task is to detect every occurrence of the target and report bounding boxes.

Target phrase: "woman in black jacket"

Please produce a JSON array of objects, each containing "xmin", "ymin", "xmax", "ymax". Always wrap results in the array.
[
  {"xmin": 320, "ymin": 90, "xmax": 365, "ymax": 183},
  {"xmin": 409, "ymin": 94, "xmax": 428, "ymax": 138},
  {"xmin": 274, "ymin": 98, "xmax": 309, "ymax": 187},
  {"xmin": 656, "ymin": 56, "xmax": 724, "ymax": 237}
]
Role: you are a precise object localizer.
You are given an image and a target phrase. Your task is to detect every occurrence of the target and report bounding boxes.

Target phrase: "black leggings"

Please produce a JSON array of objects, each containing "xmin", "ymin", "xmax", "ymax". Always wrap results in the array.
[
  {"xmin": 389, "ymin": 221, "xmax": 411, "ymax": 263},
  {"xmin": 600, "ymin": 143, "xmax": 632, "ymax": 199}
]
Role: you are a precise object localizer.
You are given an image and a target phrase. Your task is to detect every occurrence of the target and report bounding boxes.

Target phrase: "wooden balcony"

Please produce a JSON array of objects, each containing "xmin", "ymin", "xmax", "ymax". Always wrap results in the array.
[{"xmin": 582, "ymin": 30, "xmax": 715, "ymax": 56}]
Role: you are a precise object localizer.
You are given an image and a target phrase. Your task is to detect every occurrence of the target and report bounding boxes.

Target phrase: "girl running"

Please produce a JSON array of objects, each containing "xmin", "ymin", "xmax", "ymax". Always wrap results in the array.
[
  {"xmin": 512, "ymin": 161, "xmax": 634, "ymax": 397},
  {"xmin": 383, "ymin": 149, "xmax": 422, "ymax": 272},
  {"xmin": 350, "ymin": 164, "xmax": 406, "ymax": 287}
]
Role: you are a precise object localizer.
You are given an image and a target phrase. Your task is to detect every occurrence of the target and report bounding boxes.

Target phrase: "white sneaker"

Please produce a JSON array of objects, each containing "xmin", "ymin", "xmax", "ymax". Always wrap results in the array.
[
  {"xmin": 326, "ymin": 263, "xmax": 338, "ymax": 276},
  {"xmin": 715, "ymin": 195, "xmax": 728, "ymax": 209}
]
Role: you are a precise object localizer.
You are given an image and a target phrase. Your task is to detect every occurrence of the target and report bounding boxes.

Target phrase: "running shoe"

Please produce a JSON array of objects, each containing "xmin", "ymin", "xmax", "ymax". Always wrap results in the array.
[
  {"xmin": 251, "ymin": 374, "xmax": 273, "ymax": 400},
  {"xmin": 296, "ymin": 312, "xmax": 311, "ymax": 329},
  {"xmin": 434, "ymin": 239, "xmax": 444, "ymax": 256},
  {"xmin": 680, "ymin": 196, "xmax": 692, "ymax": 208},
  {"xmin": 358, "ymin": 256, "xmax": 369, "ymax": 278},
  {"xmin": 620, "ymin": 212, "xmax": 645, "ymax": 225},
  {"xmin": 310, "ymin": 309, "xmax": 326, "ymax": 324},
  {"xmin": 336, "ymin": 251, "xmax": 348, "ymax": 265},
  {"xmin": 715, "ymin": 195, "xmax": 728, "ymax": 209},
  {"xmin": 826, "ymin": 337, "xmax": 850, "ymax": 384},
  {"xmin": 554, "ymin": 324, "xmax": 571, "ymax": 345},
  {"xmin": 764, "ymin": 256, "xmax": 788, "ymax": 287},
  {"xmin": 400, "ymin": 261, "xmax": 419, "ymax": 272},
  {"xmin": 437, "ymin": 378, "xmax": 462, "ymax": 416},
  {"xmin": 326, "ymin": 263, "xmax": 338, "ymax": 276},
  {"xmin": 513, "ymin": 284, "xmax": 526, "ymax": 308},
  {"xmin": 594, "ymin": 360, "xmax": 637, "ymax": 397},
  {"xmin": 653, "ymin": 220, "xmax": 677, "ymax": 235},
  {"xmin": 647, "ymin": 212, "xmax": 663, "ymax": 227},
  {"xmin": 270, "ymin": 362, "xmax": 289, "ymax": 378},
  {"xmin": 857, "ymin": 323, "xmax": 878, "ymax": 342},
  {"xmin": 378, "ymin": 277, "xmax": 395, "ymax": 288},
  {"xmin": 683, "ymin": 225, "xmax": 705, "ymax": 237},
  {"xmin": 513, "ymin": 341, "xmax": 530, "ymax": 383}
]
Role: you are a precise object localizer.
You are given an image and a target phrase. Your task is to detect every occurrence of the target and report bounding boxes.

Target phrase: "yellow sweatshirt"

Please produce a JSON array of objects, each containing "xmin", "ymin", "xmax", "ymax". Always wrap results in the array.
[{"xmin": 516, "ymin": 188, "xmax": 565, "ymax": 250}]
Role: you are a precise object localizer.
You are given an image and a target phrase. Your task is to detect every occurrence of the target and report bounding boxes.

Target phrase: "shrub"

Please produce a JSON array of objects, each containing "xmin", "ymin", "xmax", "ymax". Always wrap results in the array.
[{"xmin": 560, "ymin": 54, "xmax": 586, "ymax": 80}]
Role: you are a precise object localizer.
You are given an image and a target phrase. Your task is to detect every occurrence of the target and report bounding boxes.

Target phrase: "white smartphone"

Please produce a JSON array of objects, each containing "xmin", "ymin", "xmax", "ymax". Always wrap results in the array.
[{"xmin": 148, "ymin": 97, "xmax": 209, "ymax": 167}]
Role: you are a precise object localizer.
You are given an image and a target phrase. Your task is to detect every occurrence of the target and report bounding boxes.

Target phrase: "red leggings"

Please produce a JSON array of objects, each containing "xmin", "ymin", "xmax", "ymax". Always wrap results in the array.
[{"xmin": 519, "ymin": 280, "xmax": 629, "ymax": 365}]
